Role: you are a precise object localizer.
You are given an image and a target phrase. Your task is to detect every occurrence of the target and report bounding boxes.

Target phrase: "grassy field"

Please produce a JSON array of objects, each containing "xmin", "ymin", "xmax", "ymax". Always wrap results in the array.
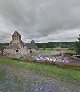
[
  {"xmin": 32, "ymin": 48, "xmax": 76, "ymax": 56},
  {"xmin": 0, "ymin": 58, "xmax": 80, "ymax": 86}
]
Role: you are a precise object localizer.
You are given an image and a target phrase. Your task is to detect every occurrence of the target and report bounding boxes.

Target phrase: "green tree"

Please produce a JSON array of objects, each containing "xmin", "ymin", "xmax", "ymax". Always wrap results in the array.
[
  {"xmin": 0, "ymin": 46, "xmax": 5, "ymax": 57},
  {"xmin": 75, "ymin": 35, "xmax": 80, "ymax": 54},
  {"xmin": 43, "ymin": 44, "xmax": 46, "ymax": 50}
]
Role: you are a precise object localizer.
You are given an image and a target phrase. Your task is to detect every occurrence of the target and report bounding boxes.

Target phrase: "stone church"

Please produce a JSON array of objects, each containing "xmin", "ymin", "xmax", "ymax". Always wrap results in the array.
[{"xmin": 5, "ymin": 31, "xmax": 39, "ymax": 55}]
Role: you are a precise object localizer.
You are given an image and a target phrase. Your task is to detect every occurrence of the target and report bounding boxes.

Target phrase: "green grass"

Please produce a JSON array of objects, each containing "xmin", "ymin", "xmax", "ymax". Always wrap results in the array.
[
  {"xmin": 0, "ymin": 58, "xmax": 80, "ymax": 85},
  {"xmin": 36, "ymin": 48, "xmax": 76, "ymax": 56},
  {"xmin": 65, "ymin": 50, "xmax": 76, "ymax": 55},
  {"xmin": 33, "ymin": 49, "xmax": 52, "ymax": 55}
]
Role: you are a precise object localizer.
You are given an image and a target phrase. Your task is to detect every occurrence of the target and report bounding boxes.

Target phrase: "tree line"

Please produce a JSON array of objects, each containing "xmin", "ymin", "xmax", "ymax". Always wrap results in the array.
[{"xmin": 36, "ymin": 42, "xmax": 74, "ymax": 49}]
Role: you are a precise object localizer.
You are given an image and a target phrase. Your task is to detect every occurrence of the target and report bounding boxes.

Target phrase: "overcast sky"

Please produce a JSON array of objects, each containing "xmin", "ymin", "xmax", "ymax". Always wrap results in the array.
[{"xmin": 0, "ymin": 0, "xmax": 80, "ymax": 43}]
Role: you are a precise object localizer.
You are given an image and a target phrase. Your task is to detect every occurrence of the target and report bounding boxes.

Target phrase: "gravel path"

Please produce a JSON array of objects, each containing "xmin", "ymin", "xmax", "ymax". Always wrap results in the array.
[{"xmin": 0, "ymin": 63, "xmax": 80, "ymax": 92}]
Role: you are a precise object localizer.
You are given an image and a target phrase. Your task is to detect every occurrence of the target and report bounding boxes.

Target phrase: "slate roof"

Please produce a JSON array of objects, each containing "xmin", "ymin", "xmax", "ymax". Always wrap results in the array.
[
  {"xmin": 20, "ymin": 40, "xmax": 25, "ymax": 45},
  {"xmin": 8, "ymin": 40, "xmax": 39, "ymax": 51},
  {"xmin": 7, "ymin": 44, "xmax": 20, "ymax": 50},
  {"xmin": 12, "ymin": 31, "xmax": 21, "ymax": 36},
  {"xmin": 26, "ymin": 40, "xmax": 39, "ymax": 51}
]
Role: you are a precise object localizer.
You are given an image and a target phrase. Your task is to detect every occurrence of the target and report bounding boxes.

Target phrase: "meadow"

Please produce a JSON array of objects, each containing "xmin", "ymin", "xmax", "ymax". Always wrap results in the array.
[{"xmin": 32, "ymin": 48, "xmax": 76, "ymax": 56}]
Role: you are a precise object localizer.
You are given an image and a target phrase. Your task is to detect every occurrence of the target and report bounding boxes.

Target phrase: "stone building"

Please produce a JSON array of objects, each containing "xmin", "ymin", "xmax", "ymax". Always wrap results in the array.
[{"xmin": 5, "ymin": 31, "xmax": 39, "ymax": 55}]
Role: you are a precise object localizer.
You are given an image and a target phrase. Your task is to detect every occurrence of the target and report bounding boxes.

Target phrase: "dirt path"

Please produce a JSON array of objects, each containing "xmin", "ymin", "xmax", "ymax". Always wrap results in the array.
[{"xmin": 0, "ymin": 63, "xmax": 80, "ymax": 92}]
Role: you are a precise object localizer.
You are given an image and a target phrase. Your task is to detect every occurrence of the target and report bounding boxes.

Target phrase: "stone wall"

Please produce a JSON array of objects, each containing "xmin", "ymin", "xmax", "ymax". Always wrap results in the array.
[{"xmin": 4, "ymin": 49, "xmax": 15, "ymax": 54}]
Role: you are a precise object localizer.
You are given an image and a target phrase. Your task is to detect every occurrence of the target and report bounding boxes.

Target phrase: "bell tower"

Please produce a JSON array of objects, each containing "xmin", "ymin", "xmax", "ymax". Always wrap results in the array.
[{"xmin": 12, "ymin": 31, "xmax": 21, "ymax": 44}]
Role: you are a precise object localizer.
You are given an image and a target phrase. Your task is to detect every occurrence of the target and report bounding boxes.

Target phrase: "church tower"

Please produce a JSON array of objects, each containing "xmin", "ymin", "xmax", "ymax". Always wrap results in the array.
[{"xmin": 12, "ymin": 31, "xmax": 21, "ymax": 44}]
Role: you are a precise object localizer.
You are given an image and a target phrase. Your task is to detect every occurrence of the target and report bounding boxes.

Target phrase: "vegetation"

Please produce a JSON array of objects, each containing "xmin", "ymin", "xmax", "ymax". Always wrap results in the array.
[
  {"xmin": 36, "ymin": 42, "xmax": 74, "ymax": 48},
  {"xmin": 65, "ymin": 50, "xmax": 76, "ymax": 56},
  {"xmin": 0, "ymin": 46, "xmax": 6, "ymax": 57},
  {"xmin": 75, "ymin": 35, "xmax": 80, "ymax": 54},
  {"xmin": 0, "ymin": 58, "xmax": 80, "ymax": 85},
  {"xmin": 0, "ymin": 43, "xmax": 9, "ymax": 48}
]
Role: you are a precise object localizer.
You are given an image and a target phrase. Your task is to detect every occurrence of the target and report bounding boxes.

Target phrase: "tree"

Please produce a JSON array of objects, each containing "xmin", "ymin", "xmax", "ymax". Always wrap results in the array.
[
  {"xmin": 75, "ymin": 35, "xmax": 80, "ymax": 54},
  {"xmin": 0, "ymin": 46, "xmax": 5, "ymax": 57},
  {"xmin": 43, "ymin": 44, "xmax": 46, "ymax": 50}
]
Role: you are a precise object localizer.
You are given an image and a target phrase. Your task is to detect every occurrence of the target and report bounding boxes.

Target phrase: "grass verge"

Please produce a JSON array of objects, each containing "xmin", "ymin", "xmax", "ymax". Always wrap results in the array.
[{"xmin": 0, "ymin": 58, "xmax": 80, "ymax": 86}]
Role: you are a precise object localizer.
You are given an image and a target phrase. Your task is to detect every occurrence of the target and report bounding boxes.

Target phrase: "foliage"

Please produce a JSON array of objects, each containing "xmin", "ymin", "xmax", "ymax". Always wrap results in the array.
[
  {"xmin": 0, "ymin": 45, "xmax": 6, "ymax": 57},
  {"xmin": 65, "ymin": 50, "xmax": 76, "ymax": 56},
  {"xmin": 75, "ymin": 35, "xmax": 80, "ymax": 54},
  {"xmin": 36, "ymin": 42, "xmax": 74, "ymax": 48}
]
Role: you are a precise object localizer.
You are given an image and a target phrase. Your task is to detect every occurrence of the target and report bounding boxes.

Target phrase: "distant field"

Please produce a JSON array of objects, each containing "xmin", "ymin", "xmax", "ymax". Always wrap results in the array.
[
  {"xmin": 0, "ymin": 58, "xmax": 80, "ymax": 86},
  {"xmin": 33, "ymin": 48, "xmax": 76, "ymax": 56}
]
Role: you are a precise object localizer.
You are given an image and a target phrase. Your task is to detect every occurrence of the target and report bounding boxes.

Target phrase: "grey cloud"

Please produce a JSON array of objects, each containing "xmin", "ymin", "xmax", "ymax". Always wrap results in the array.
[{"xmin": 0, "ymin": 0, "xmax": 80, "ymax": 42}]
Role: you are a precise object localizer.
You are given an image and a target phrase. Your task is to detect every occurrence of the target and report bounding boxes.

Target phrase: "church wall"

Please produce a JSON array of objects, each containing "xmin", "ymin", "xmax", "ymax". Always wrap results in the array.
[
  {"xmin": 4, "ymin": 49, "xmax": 15, "ymax": 54},
  {"xmin": 19, "ymin": 48, "xmax": 29, "ymax": 55},
  {"xmin": 12, "ymin": 39, "xmax": 20, "ymax": 44}
]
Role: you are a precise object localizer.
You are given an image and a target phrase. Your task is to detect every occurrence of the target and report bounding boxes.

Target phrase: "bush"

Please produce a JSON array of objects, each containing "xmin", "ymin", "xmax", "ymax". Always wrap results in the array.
[{"xmin": 65, "ymin": 50, "xmax": 76, "ymax": 56}]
